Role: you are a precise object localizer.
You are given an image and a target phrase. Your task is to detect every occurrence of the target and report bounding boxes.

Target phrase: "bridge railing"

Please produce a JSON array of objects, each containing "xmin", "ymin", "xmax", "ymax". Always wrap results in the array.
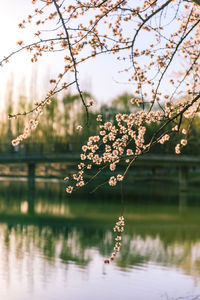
[{"xmin": 0, "ymin": 142, "xmax": 81, "ymax": 155}]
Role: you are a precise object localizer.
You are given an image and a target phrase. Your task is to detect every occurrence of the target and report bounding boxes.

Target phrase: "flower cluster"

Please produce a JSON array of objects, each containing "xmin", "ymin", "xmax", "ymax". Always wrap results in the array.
[
  {"xmin": 158, "ymin": 134, "xmax": 170, "ymax": 144},
  {"xmin": 9, "ymin": 90, "xmax": 63, "ymax": 146},
  {"xmin": 64, "ymin": 92, "xmax": 200, "ymax": 192},
  {"xmin": 174, "ymin": 123, "xmax": 189, "ymax": 155},
  {"xmin": 65, "ymin": 106, "xmax": 167, "ymax": 192},
  {"xmin": 175, "ymin": 135, "xmax": 188, "ymax": 154},
  {"xmin": 87, "ymin": 99, "xmax": 95, "ymax": 107},
  {"xmin": 104, "ymin": 216, "xmax": 125, "ymax": 264},
  {"xmin": 11, "ymin": 119, "xmax": 39, "ymax": 147}
]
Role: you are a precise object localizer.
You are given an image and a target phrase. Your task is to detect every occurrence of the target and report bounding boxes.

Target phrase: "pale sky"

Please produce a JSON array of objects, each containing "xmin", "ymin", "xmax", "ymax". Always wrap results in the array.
[
  {"xmin": 0, "ymin": 0, "xmax": 134, "ymax": 113},
  {"xmin": 0, "ymin": 0, "xmax": 187, "ymax": 117}
]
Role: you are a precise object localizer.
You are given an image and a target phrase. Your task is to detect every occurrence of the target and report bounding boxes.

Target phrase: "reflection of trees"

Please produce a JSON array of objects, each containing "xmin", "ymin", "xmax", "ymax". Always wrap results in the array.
[
  {"xmin": 1, "ymin": 222, "xmax": 200, "ymax": 283},
  {"xmin": 117, "ymin": 234, "xmax": 200, "ymax": 282},
  {"xmin": 59, "ymin": 229, "xmax": 91, "ymax": 266}
]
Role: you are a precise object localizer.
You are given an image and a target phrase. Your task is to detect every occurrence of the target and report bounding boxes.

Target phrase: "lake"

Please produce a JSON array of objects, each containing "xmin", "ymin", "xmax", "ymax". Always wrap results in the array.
[{"xmin": 0, "ymin": 179, "xmax": 200, "ymax": 300}]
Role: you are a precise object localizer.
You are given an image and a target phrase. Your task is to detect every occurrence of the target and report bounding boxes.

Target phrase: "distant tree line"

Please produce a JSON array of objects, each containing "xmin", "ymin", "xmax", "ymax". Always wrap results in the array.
[{"xmin": 1, "ymin": 90, "xmax": 200, "ymax": 155}]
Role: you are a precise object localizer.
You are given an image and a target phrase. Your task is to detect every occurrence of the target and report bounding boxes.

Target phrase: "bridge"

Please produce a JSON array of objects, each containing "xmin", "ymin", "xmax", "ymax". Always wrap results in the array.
[
  {"xmin": 0, "ymin": 150, "xmax": 199, "ymax": 193},
  {"xmin": 1, "ymin": 152, "xmax": 200, "ymax": 167}
]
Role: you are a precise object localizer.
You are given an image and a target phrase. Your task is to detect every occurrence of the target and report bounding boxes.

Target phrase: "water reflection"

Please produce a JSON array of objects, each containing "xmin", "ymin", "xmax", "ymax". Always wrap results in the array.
[
  {"xmin": 1, "ymin": 222, "xmax": 200, "ymax": 299},
  {"xmin": 0, "ymin": 180, "xmax": 200, "ymax": 299},
  {"xmin": 1, "ymin": 222, "xmax": 200, "ymax": 278}
]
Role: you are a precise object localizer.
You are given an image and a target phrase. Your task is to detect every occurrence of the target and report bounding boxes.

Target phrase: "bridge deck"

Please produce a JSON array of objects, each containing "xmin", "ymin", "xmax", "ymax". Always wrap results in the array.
[{"xmin": 0, "ymin": 153, "xmax": 199, "ymax": 168}]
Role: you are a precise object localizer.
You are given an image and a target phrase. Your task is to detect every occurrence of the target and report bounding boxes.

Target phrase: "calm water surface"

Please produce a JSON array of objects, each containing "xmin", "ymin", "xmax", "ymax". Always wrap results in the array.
[{"xmin": 0, "ymin": 180, "xmax": 200, "ymax": 300}]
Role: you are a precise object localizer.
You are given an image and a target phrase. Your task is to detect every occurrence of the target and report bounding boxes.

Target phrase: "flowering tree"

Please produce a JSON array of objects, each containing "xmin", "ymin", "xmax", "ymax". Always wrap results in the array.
[{"xmin": 1, "ymin": 0, "xmax": 200, "ymax": 262}]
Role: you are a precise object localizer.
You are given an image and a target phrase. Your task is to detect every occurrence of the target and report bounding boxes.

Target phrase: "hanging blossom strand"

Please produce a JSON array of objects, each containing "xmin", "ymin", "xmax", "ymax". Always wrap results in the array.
[{"xmin": 104, "ymin": 216, "xmax": 125, "ymax": 264}]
